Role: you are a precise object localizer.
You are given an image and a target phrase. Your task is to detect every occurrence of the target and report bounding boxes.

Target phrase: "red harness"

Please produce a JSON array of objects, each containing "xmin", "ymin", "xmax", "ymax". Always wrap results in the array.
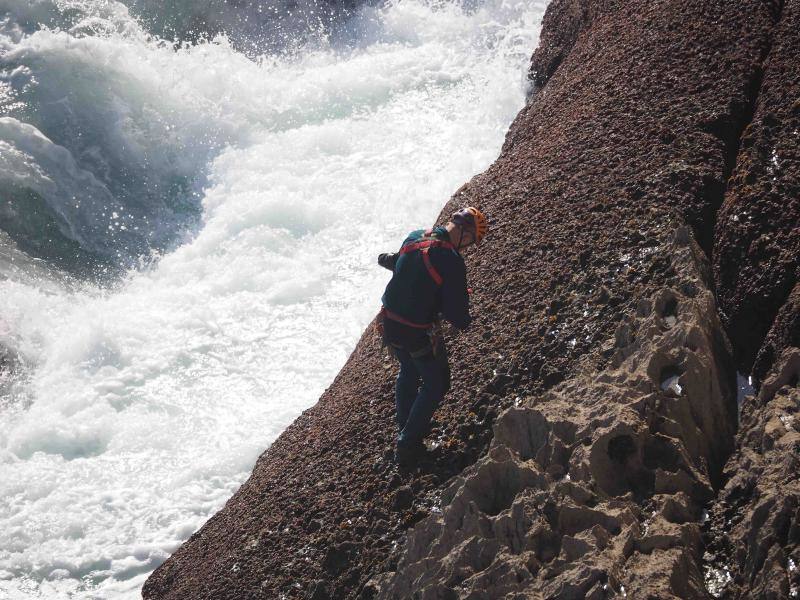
[
  {"xmin": 379, "ymin": 306, "xmax": 430, "ymax": 329},
  {"xmin": 379, "ymin": 230, "xmax": 455, "ymax": 330},
  {"xmin": 398, "ymin": 229, "xmax": 454, "ymax": 286}
]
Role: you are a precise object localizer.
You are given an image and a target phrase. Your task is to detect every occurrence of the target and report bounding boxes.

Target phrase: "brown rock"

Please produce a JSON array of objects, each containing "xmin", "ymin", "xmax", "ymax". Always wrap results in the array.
[
  {"xmin": 391, "ymin": 487, "xmax": 413, "ymax": 512},
  {"xmin": 713, "ymin": 0, "xmax": 800, "ymax": 377},
  {"xmin": 705, "ymin": 348, "xmax": 800, "ymax": 599},
  {"xmin": 375, "ymin": 231, "xmax": 736, "ymax": 598},
  {"xmin": 754, "ymin": 282, "xmax": 800, "ymax": 383}
]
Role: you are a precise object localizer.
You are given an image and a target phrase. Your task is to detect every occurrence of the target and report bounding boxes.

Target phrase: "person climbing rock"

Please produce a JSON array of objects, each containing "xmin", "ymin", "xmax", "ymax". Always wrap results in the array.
[{"xmin": 377, "ymin": 207, "xmax": 487, "ymax": 467}]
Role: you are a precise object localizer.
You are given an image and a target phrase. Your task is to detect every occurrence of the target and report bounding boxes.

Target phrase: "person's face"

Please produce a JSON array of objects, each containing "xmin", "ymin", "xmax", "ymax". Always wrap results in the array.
[{"xmin": 459, "ymin": 226, "xmax": 476, "ymax": 248}]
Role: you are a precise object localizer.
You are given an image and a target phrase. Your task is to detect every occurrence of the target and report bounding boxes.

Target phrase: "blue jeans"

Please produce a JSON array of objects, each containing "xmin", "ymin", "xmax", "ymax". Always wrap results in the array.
[{"xmin": 394, "ymin": 346, "xmax": 450, "ymax": 448}]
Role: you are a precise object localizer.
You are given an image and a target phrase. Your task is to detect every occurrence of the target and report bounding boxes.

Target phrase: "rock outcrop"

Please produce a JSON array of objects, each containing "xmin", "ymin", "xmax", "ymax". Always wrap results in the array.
[
  {"xmin": 757, "ymin": 284, "xmax": 800, "ymax": 384},
  {"xmin": 705, "ymin": 349, "xmax": 800, "ymax": 599},
  {"xmin": 713, "ymin": 0, "xmax": 800, "ymax": 380},
  {"xmin": 143, "ymin": 0, "xmax": 799, "ymax": 598},
  {"xmin": 370, "ymin": 228, "xmax": 736, "ymax": 599},
  {"xmin": 703, "ymin": 6, "xmax": 800, "ymax": 595}
]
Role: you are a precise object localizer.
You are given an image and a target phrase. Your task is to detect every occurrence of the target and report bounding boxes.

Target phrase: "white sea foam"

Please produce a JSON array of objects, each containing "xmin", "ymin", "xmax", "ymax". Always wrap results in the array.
[{"xmin": 0, "ymin": 0, "xmax": 548, "ymax": 597}]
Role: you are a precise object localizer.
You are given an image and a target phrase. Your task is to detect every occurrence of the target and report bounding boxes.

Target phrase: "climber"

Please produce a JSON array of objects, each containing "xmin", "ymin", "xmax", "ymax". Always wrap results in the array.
[{"xmin": 377, "ymin": 206, "xmax": 487, "ymax": 467}]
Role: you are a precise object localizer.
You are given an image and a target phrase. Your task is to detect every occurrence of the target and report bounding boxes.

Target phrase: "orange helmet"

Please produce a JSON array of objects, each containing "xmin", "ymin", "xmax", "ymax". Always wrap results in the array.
[{"xmin": 452, "ymin": 206, "xmax": 488, "ymax": 245}]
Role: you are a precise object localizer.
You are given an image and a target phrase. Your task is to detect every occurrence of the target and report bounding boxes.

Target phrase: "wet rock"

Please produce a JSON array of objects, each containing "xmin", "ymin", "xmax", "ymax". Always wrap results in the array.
[{"xmin": 527, "ymin": 0, "xmax": 597, "ymax": 93}]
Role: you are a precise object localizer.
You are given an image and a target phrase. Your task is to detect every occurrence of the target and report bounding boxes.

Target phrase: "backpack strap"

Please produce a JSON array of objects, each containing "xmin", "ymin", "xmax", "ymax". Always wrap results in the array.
[
  {"xmin": 398, "ymin": 229, "xmax": 453, "ymax": 286},
  {"xmin": 421, "ymin": 249, "xmax": 442, "ymax": 286}
]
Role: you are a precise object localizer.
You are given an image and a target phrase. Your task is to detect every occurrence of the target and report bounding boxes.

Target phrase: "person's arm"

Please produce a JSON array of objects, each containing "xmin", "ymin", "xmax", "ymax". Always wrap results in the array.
[
  {"xmin": 378, "ymin": 252, "xmax": 398, "ymax": 271},
  {"xmin": 441, "ymin": 258, "xmax": 471, "ymax": 330},
  {"xmin": 380, "ymin": 230, "xmax": 425, "ymax": 271}
]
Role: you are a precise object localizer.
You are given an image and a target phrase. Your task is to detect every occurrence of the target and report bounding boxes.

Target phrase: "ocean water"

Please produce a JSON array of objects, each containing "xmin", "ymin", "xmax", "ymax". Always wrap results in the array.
[{"xmin": 0, "ymin": 0, "xmax": 548, "ymax": 597}]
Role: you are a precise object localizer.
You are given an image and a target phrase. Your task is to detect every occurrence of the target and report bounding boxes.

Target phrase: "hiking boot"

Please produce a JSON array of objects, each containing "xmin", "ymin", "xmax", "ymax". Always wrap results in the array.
[{"xmin": 393, "ymin": 441, "xmax": 426, "ymax": 467}]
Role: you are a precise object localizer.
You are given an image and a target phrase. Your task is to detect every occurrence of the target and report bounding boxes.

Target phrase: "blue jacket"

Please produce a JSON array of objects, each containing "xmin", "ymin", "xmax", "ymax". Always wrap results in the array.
[{"xmin": 380, "ymin": 227, "xmax": 471, "ymax": 330}]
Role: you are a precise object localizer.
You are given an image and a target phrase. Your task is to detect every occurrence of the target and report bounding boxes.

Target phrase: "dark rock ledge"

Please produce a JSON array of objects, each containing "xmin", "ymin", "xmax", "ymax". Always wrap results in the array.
[{"xmin": 143, "ymin": 0, "xmax": 799, "ymax": 598}]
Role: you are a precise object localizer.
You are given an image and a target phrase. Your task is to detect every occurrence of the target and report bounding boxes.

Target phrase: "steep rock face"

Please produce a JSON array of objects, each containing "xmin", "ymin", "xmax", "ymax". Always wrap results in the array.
[
  {"xmin": 371, "ymin": 229, "xmax": 737, "ymax": 599},
  {"xmin": 527, "ymin": 0, "xmax": 604, "ymax": 91},
  {"xmin": 705, "ymin": 4, "xmax": 800, "ymax": 596},
  {"xmin": 143, "ymin": 1, "xmax": 784, "ymax": 598},
  {"xmin": 713, "ymin": 0, "xmax": 800, "ymax": 379},
  {"xmin": 756, "ymin": 283, "xmax": 800, "ymax": 383},
  {"xmin": 706, "ymin": 349, "xmax": 800, "ymax": 599}
]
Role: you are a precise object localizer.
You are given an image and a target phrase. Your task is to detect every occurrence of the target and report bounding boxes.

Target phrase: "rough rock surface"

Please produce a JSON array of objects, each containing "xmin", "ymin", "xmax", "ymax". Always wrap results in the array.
[
  {"xmin": 143, "ymin": 1, "xmax": 793, "ymax": 598},
  {"xmin": 371, "ymin": 229, "xmax": 736, "ymax": 599},
  {"xmin": 704, "ymin": 6, "xmax": 800, "ymax": 593},
  {"xmin": 713, "ymin": 0, "xmax": 800, "ymax": 378},
  {"xmin": 755, "ymin": 283, "xmax": 800, "ymax": 384},
  {"xmin": 527, "ymin": 0, "xmax": 598, "ymax": 92},
  {"xmin": 705, "ymin": 348, "xmax": 800, "ymax": 599}
]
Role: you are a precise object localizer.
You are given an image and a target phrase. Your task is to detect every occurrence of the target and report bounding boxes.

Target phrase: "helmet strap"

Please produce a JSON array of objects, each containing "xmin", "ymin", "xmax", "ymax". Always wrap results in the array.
[{"xmin": 455, "ymin": 225, "xmax": 473, "ymax": 251}]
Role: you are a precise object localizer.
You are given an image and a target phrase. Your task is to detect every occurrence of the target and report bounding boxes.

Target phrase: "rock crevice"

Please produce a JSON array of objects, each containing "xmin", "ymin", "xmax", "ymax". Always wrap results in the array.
[
  {"xmin": 712, "ymin": 0, "xmax": 800, "ymax": 379},
  {"xmin": 705, "ymin": 349, "xmax": 800, "ymax": 598}
]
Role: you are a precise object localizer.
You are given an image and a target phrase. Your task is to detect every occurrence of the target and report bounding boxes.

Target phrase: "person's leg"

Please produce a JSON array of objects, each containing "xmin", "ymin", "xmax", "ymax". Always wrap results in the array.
[
  {"xmin": 434, "ymin": 335, "xmax": 450, "ymax": 394},
  {"xmin": 397, "ymin": 351, "xmax": 445, "ymax": 448},
  {"xmin": 394, "ymin": 347, "xmax": 420, "ymax": 432}
]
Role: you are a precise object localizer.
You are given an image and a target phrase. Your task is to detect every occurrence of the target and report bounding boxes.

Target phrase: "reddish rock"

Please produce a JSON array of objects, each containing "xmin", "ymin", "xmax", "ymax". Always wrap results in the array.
[
  {"xmin": 527, "ymin": 0, "xmax": 600, "ymax": 91},
  {"xmin": 705, "ymin": 6, "xmax": 800, "ymax": 597},
  {"xmin": 713, "ymin": 0, "xmax": 800, "ymax": 377},
  {"xmin": 755, "ymin": 281, "xmax": 800, "ymax": 382}
]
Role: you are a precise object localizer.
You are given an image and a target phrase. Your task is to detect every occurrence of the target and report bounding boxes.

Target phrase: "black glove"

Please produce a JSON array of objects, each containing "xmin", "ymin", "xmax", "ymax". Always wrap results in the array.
[{"xmin": 378, "ymin": 252, "xmax": 398, "ymax": 271}]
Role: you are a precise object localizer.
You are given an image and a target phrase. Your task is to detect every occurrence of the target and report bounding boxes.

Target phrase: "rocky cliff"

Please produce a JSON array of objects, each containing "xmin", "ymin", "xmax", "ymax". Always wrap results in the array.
[
  {"xmin": 371, "ymin": 226, "xmax": 737, "ymax": 598},
  {"xmin": 143, "ymin": 0, "xmax": 799, "ymax": 598}
]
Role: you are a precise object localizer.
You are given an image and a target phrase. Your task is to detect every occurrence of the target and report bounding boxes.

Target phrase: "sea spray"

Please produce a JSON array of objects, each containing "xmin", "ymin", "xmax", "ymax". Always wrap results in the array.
[{"xmin": 0, "ymin": 0, "xmax": 549, "ymax": 597}]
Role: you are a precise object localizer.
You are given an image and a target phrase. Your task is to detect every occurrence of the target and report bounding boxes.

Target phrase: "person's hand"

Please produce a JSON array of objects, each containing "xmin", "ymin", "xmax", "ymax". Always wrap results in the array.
[{"xmin": 378, "ymin": 252, "xmax": 398, "ymax": 271}]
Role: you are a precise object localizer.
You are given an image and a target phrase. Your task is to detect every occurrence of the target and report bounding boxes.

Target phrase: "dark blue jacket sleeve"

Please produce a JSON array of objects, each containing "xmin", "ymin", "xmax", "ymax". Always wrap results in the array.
[
  {"xmin": 378, "ymin": 252, "xmax": 398, "ymax": 271},
  {"xmin": 442, "ymin": 257, "xmax": 471, "ymax": 330}
]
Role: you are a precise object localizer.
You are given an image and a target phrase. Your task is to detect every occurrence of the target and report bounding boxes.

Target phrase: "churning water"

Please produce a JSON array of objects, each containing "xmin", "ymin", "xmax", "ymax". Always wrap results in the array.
[{"xmin": 0, "ymin": 0, "xmax": 547, "ymax": 596}]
